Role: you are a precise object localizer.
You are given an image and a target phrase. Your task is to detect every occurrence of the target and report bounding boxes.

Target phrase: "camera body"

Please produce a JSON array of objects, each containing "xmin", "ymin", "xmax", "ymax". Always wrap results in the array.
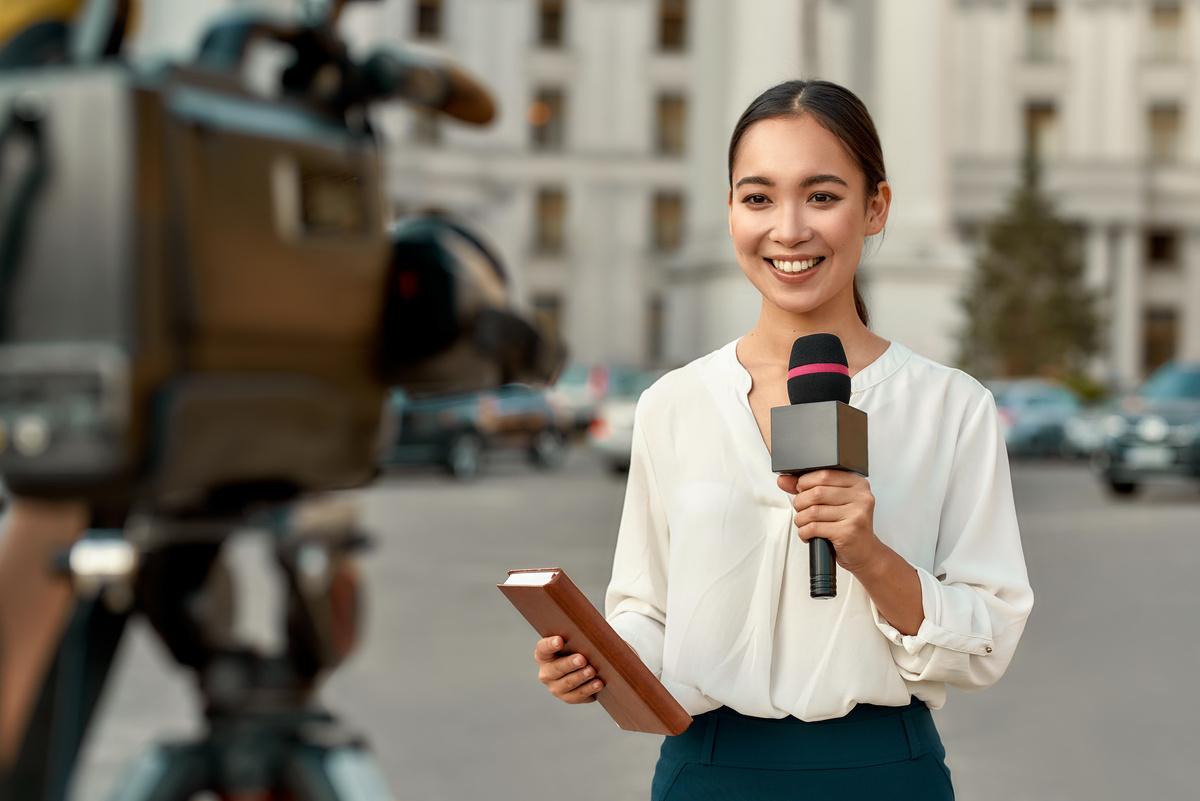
[
  {"xmin": 0, "ymin": 63, "xmax": 391, "ymax": 511},
  {"xmin": 0, "ymin": 20, "xmax": 557, "ymax": 514}
]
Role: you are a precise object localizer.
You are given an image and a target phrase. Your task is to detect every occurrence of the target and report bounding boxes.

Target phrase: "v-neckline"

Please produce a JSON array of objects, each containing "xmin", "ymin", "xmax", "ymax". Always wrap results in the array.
[{"xmin": 727, "ymin": 338, "xmax": 900, "ymax": 460}]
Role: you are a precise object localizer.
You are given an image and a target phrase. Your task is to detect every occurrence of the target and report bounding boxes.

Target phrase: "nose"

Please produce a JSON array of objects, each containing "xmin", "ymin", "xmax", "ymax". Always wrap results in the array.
[{"xmin": 771, "ymin": 201, "xmax": 812, "ymax": 247}]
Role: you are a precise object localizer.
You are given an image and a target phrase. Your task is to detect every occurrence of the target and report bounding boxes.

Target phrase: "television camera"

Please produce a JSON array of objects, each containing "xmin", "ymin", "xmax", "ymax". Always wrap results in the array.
[{"xmin": 0, "ymin": 1, "xmax": 563, "ymax": 798}]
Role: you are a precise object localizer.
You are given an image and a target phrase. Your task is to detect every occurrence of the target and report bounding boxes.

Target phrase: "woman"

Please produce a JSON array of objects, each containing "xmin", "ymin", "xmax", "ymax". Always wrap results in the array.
[{"xmin": 534, "ymin": 79, "xmax": 1033, "ymax": 799}]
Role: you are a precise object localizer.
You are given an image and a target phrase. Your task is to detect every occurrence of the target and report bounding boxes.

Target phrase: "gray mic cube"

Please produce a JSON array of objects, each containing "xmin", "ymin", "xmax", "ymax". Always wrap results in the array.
[{"xmin": 771, "ymin": 400, "xmax": 869, "ymax": 477}]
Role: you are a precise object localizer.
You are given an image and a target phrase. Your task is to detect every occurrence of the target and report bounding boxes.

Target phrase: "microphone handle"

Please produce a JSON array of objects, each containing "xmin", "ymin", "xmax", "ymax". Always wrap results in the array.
[{"xmin": 809, "ymin": 537, "xmax": 836, "ymax": 599}]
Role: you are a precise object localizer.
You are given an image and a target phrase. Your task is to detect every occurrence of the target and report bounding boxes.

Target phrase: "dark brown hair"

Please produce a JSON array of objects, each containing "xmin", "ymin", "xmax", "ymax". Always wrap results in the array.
[{"xmin": 727, "ymin": 80, "xmax": 886, "ymax": 326}]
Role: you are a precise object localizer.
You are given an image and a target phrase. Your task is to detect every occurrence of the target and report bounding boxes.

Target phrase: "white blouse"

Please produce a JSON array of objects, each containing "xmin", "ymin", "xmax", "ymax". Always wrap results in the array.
[{"xmin": 604, "ymin": 339, "xmax": 1034, "ymax": 722}]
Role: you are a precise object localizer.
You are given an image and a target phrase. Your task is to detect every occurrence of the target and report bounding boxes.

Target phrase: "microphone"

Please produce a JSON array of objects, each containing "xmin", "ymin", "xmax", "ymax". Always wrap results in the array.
[{"xmin": 770, "ymin": 333, "xmax": 869, "ymax": 599}]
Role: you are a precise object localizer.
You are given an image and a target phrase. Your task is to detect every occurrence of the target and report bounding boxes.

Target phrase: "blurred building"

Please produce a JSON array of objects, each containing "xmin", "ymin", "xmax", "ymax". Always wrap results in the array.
[
  {"xmin": 340, "ymin": 0, "xmax": 691, "ymax": 369},
  {"xmin": 951, "ymin": 0, "xmax": 1200, "ymax": 386},
  {"xmin": 141, "ymin": 0, "xmax": 1200, "ymax": 386}
]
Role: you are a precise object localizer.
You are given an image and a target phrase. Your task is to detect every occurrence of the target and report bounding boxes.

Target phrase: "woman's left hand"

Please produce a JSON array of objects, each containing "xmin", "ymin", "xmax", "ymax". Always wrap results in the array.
[{"xmin": 776, "ymin": 470, "xmax": 885, "ymax": 576}]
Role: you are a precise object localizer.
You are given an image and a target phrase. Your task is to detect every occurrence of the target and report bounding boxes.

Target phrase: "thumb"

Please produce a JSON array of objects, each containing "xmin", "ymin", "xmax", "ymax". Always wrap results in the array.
[{"xmin": 534, "ymin": 635, "xmax": 563, "ymax": 663}]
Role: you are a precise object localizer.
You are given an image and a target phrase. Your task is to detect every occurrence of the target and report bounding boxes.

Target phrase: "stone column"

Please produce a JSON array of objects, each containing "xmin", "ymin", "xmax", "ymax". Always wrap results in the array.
[
  {"xmin": 1084, "ymin": 222, "xmax": 1111, "ymax": 380},
  {"xmin": 1110, "ymin": 225, "xmax": 1143, "ymax": 388},
  {"xmin": 1180, "ymin": 229, "xmax": 1200, "ymax": 362}
]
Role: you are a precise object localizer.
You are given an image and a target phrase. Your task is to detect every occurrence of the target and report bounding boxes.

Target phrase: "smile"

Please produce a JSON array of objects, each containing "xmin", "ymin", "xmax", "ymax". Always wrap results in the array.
[{"xmin": 767, "ymin": 257, "xmax": 824, "ymax": 274}]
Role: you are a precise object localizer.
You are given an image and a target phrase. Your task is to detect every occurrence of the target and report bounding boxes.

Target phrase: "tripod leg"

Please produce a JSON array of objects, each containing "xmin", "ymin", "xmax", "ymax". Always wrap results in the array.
[
  {"xmin": 103, "ymin": 743, "xmax": 209, "ymax": 801},
  {"xmin": 1, "ymin": 596, "xmax": 128, "ymax": 801},
  {"xmin": 282, "ymin": 741, "xmax": 396, "ymax": 801}
]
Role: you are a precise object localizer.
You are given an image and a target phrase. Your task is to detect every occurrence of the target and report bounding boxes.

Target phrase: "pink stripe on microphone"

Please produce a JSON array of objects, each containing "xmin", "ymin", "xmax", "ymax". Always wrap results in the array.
[{"xmin": 788, "ymin": 363, "xmax": 850, "ymax": 379}]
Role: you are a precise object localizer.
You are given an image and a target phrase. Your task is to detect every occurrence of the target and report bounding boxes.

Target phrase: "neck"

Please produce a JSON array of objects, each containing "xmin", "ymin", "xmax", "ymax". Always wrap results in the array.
[{"xmin": 741, "ymin": 298, "xmax": 888, "ymax": 376}]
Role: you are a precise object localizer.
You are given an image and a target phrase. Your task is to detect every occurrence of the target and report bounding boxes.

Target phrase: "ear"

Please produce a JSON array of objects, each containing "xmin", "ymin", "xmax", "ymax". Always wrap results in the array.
[
  {"xmin": 727, "ymin": 189, "xmax": 734, "ymax": 237},
  {"xmin": 865, "ymin": 181, "xmax": 891, "ymax": 236}
]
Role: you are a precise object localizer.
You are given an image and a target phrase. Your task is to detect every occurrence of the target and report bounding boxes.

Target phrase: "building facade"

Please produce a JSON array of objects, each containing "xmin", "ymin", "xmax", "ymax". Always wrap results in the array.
[
  {"xmin": 951, "ymin": 0, "xmax": 1200, "ymax": 385},
  {"xmin": 140, "ymin": 0, "xmax": 1200, "ymax": 386}
]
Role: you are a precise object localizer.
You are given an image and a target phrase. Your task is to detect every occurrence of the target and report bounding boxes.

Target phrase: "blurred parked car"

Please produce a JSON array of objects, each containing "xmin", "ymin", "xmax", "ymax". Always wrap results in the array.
[
  {"xmin": 547, "ymin": 363, "xmax": 656, "ymax": 436},
  {"xmin": 588, "ymin": 368, "xmax": 664, "ymax": 472},
  {"xmin": 381, "ymin": 384, "xmax": 571, "ymax": 479},
  {"xmin": 1092, "ymin": 361, "xmax": 1200, "ymax": 495},
  {"xmin": 1061, "ymin": 399, "xmax": 1117, "ymax": 460},
  {"xmin": 987, "ymin": 378, "xmax": 1083, "ymax": 458}
]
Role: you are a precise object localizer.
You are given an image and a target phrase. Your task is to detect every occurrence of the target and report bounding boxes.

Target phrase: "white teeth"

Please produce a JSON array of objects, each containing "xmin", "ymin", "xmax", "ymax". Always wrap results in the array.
[{"xmin": 771, "ymin": 257, "xmax": 821, "ymax": 273}]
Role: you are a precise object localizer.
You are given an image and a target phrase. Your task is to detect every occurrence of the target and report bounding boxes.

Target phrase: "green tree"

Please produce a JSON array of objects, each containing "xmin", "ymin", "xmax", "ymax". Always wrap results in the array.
[{"xmin": 958, "ymin": 158, "xmax": 1101, "ymax": 379}]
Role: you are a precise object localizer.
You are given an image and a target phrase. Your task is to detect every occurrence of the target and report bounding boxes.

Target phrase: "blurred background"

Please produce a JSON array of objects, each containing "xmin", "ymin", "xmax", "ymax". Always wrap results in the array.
[{"xmin": 3, "ymin": 0, "xmax": 1200, "ymax": 799}]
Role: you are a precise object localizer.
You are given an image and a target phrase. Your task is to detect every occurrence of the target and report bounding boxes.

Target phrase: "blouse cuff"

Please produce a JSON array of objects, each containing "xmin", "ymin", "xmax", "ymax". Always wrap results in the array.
[
  {"xmin": 607, "ymin": 609, "xmax": 666, "ymax": 678},
  {"xmin": 872, "ymin": 567, "xmax": 996, "ymax": 658}
]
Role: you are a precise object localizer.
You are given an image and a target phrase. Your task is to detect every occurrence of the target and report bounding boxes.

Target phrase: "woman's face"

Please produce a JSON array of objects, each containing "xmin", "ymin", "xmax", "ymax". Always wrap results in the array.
[{"xmin": 728, "ymin": 114, "xmax": 890, "ymax": 323}]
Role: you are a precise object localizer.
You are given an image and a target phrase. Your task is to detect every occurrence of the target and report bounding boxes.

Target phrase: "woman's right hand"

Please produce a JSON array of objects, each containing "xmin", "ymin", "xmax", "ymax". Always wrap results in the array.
[{"xmin": 534, "ymin": 636, "xmax": 604, "ymax": 704}]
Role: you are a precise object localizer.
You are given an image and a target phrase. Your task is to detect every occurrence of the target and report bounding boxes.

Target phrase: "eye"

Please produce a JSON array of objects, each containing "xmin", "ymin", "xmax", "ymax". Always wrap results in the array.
[
  {"xmin": 742, "ymin": 193, "xmax": 770, "ymax": 206},
  {"xmin": 809, "ymin": 192, "xmax": 838, "ymax": 203}
]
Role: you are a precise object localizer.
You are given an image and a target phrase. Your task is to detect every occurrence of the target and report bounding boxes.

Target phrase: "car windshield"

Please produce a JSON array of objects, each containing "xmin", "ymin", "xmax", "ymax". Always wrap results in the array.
[
  {"xmin": 988, "ymin": 380, "xmax": 1077, "ymax": 409},
  {"xmin": 1138, "ymin": 365, "xmax": 1200, "ymax": 401},
  {"xmin": 608, "ymin": 369, "xmax": 660, "ymax": 398}
]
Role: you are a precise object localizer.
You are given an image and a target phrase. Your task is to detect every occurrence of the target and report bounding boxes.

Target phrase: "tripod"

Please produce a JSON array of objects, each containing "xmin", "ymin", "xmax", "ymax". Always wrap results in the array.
[{"xmin": 15, "ymin": 496, "xmax": 396, "ymax": 801}]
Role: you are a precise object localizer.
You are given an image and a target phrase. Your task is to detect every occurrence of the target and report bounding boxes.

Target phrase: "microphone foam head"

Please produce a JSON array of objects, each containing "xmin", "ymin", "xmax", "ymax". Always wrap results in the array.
[{"xmin": 788, "ymin": 333, "xmax": 851, "ymax": 405}]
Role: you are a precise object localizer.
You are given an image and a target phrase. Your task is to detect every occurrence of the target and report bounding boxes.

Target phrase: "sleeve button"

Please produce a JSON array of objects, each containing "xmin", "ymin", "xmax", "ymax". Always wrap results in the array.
[{"xmin": 985, "ymin": 646, "xmax": 993, "ymax": 654}]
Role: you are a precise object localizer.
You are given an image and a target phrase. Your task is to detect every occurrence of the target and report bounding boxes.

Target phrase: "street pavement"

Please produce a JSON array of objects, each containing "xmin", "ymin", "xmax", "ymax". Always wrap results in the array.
[{"xmin": 66, "ymin": 448, "xmax": 1200, "ymax": 800}]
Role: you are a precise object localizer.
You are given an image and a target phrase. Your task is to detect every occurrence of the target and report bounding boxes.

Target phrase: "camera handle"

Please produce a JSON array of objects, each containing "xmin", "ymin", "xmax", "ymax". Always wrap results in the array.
[{"xmin": 0, "ymin": 94, "xmax": 51, "ymax": 337}]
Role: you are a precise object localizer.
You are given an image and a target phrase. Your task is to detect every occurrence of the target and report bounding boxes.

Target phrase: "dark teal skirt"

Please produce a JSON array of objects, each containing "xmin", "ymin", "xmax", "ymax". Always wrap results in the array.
[{"xmin": 652, "ymin": 698, "xmax": 954, "ymax": 800}]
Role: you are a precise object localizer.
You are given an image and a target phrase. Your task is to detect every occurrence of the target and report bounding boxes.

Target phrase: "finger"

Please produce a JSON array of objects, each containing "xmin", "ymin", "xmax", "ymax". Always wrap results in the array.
[
  {"xmin": 539, "ymin": 651, "xmax": 591, "ymax": 683},
  {"xmin": 793, "ymin": 485, "xmax": 856, "ymax": 513},
  {"xmin": 534, "ymin": 636, "xmax": 564, "ymax": 664},
  {"xmin": 542, "ymin": 656, "xmax": 602, "ymax": 698},
  {"xmin": 549, "ymin": 662, "xmax": 598, "ymax": 694},
  {"xmin": 776, "ymin": 474, "xmax": 800, "ymax": 494},
  {"xmin": 794, "ymin": 520, "xmax": 835, "ymax": 544},
  {"xmin": 554, "ymin": 672, "xmax": 605, "ymax": 704},
  {"xmin": 795, "ymin": 470, "xmax": 866, "ymax": 492}
]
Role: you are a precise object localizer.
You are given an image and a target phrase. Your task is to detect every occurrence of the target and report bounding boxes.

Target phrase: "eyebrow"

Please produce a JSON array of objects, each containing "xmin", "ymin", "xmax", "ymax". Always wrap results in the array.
[{"xmin": 733, "ymin": 173, "xmax": 850, "ymax": 190}]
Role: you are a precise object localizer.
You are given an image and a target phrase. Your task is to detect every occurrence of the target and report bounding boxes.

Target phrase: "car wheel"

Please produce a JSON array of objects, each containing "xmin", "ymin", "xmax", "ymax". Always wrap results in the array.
[
  {"xmin": 530, "ymin": 428, "xmax": 566, "ymax": 469},
  {"xmin": 447, "ymin": 431, "xmax": 484, "ymax": 479},
  {"xmin": 608, "ymin": 459, "xmax": 630, "ymax": 475},
  {"xmin": 1108, "ymin": 480, "xmax": 1138, "ymax": 496}
]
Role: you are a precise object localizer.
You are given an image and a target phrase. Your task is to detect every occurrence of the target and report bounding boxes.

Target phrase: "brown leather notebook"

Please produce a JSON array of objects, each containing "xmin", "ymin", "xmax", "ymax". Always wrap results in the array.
[{"xmin": 498, "ymin": 567, "xmax": 692, "ymax": 736}]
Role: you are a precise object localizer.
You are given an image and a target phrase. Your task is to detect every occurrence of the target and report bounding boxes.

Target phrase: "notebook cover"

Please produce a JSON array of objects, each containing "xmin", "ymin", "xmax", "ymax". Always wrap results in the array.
[{"xmin": 498, "ymin": 568, "xmax": 691, "ymax": 736}]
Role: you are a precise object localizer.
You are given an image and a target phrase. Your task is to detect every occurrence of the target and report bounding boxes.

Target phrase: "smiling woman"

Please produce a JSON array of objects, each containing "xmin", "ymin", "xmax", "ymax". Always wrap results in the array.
[
  {"xmin": 528, "ymin": 79, "xmax": 1033, "ymax": 801},
  {"xmin": 728, "ymin": 113, "xmax": 889, "ymax": 333}
]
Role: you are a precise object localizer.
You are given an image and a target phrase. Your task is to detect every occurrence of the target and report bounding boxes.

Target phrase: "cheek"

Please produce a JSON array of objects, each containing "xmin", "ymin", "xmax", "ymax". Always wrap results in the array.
[{"xmin": 729, "ymin": 211, "xmax": 763, "ymax": 256}]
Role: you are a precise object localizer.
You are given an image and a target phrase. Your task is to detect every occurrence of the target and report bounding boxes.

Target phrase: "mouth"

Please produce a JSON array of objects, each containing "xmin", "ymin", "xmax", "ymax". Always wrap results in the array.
[{"xmin": 767, "ymin": 257, "xmax": 824, "ymax": 274}]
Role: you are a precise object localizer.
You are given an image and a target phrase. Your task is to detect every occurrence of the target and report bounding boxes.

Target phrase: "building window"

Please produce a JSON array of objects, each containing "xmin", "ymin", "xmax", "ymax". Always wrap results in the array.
[
  {"xmin": 412, "ymin": 109, "xmax": 441, "ymax": 145},
  {"xmin": 539, "ymin": 0, "xmax": 565, "ymax": 47},
  {"xmin": 534, "ymin": 188, "xmax": 566, "ymax": 255},
  {"xmin": 1146, "ymin": 229, "xmax": 1181, "ymax": 268},
  {"xmin": 1026, "ymin": 2, "xmax": 1057, "ymax": 62},
  {"xmin": 647, "ymin": 295, "xmax": 664, "ymax": 365},
  {"xmin": 1150, "ymin": 2, "xmax": 1183, "ymax": 62},
  {"xmin": 652, "ymin": 191, "xmax": 684, "ymax": 252},
  {"xmin": 658, "ymin": 0, "xmax": 687, "ymax": 52},
  {"xmin": 532, "ymin": 292, "xmax": 563, "ymax": 340},
  {"xmin": 530, "ymin": 88, "xmax": 566, "ymax": 151},
  {"xmin": 1149, "ymin": 104, "xmax": 1182, "ymax": 164},
  {"xmin": 656, "ymin": 93, "xmax": 687, "ymax": 156},
  {"xmin": 415, "ymin": 0, "xmax": 442, "ymax": 39},
  {"xmin": 1024, "ymin": 101, "xmax": 1060, "ymax": 163},
  {"xmin": 1143, "ymin": 306, "xmax": 1179, "ymax": 373}
]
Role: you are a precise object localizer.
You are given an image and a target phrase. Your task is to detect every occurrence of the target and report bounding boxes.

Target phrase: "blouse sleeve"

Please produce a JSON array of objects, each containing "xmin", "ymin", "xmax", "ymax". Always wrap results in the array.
[
  {"xmin": 871, "ymin": 390, "xmax": 1034, "ymax": 692},
  {"xmin": 603, "ymin": 403, "xmax": 670, "ymax": 678}
]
